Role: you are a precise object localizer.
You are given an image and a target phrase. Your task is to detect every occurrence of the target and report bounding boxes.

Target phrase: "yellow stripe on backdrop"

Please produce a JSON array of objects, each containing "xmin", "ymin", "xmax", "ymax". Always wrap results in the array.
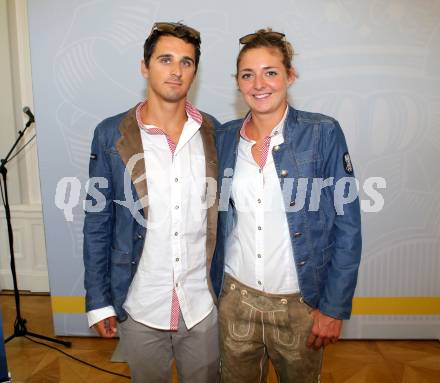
[
  {"xmin": 352, "ymin": 297, "xmax": 440, "ymax": 315},
  {"xmin": 51, "ymin": 296, "xmax": 440, "ymax": 315},
  {"xmin": 51, "ymin": 296, "xmax": 85, "ymax": 314}
]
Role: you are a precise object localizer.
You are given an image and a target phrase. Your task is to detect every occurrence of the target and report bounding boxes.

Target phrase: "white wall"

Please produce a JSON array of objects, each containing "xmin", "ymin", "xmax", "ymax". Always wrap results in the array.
[
  {"xmin": 6, "ymin": 0, "xmax": 41, "ymax": 205},
  {"xmin": 0, "ymin": 0, "xmax": 47, "ymax": 293},
  {"xmin": 0, "ymin": 0, "xmax": 21, "ymax": 206}
]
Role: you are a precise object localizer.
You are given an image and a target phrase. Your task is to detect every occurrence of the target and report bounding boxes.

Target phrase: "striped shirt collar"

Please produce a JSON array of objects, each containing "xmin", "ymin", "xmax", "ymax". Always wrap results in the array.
[
  {"xmin": 239, "ymin": 105, "xmax": 289, "ymax": 142},
  {"xmin": 135, "ymin": 99, "xmax": 203, "ymax": 131}
]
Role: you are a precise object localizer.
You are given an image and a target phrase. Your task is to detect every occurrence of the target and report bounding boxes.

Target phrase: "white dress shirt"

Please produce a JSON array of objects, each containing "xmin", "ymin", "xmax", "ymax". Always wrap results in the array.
[
  {"xmin": 225, "ymin": 107, "xmax": 300, "ymax": 294},
  {"xmin": 87, "ymin": 101, "xmax": 213, "ymax": 329}
]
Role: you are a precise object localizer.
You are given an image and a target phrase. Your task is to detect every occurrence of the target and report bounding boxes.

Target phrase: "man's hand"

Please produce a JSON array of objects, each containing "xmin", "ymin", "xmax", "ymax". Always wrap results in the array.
[
  {"xmin": 94, "ymin": 316, "xmax": 117, "ymax": 338},
  {"xmin": 306, "ymin": 309, "xmax": 342, "ymax": 349}
]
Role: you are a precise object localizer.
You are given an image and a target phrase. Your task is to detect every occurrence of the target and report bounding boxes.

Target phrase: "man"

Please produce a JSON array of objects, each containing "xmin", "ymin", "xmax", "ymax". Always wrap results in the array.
[{"xmin": 83, "ymin": 22, "xmax": 219, "ymax": 383}]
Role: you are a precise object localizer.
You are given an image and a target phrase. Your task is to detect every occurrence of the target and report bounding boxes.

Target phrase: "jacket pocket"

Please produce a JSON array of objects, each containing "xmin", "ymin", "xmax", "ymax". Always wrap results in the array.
[
  {"xmin": 314, "ymin": 242, "xmax": 333, "ymax": 288},
  {"xmin": 318, "ymin": 241, "xmax": 334, "ymax": 268},
  {"xmin": 294, "ymin": 149, "xmax": 321, "ymax": 178},
  {"xmin": 110, "ymin": 248, "xmax": 133, "ymax": 300},
  {"xmin": 110, "ymin": 247, "xmax": 130, "ymax": 264},
  {"xmin": 295, "ymin": 149, "xmax": 315, "ymax": 164}
]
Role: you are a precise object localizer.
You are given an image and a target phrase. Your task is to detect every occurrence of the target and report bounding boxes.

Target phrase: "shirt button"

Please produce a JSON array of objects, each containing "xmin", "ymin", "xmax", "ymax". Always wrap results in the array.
[
  {"xmin": 273, "ymin": 145, "xmax": 280, "ymax": 152},
  {"xmin": 175, "ymin": 205, "xmax": 179, "ymax": 210},
  {"xmin": 175, "ymin": 258, "xmax": 180, "ymax": 262},
  {"xmin": 257, "ymin": 198, "xmax": 262, "ymax": 204},
  {"xmin": 174, "ymin": 232, "xmax": 179, "ymax": 236},
  {"xmin": 137, "ymin": 234, "xmax": 142, "ymax": 239},
  {"xmin": 273, "ymin": 131, "xmax": 279, "ymax": 136},
  {"xmin": 174, "ymin": 178, "xmax": 179, "ymax": 182},
  {"xmin": 280, "ymin": 169, "xmax": 288, "ymax": 177},
  {"xmin": 299, "ymin": 260, "xmax": 306, "ymax": 266},
  {"xmin": 258, "ymin": 226, "xmax": 262, "ymax": 230},
  {"xmin": 257, "ymin": 280, "xmax": 262, "ymax": 285},
  {"xmin": 175, "ymin": 282, "xmax": 179, "ymax": 287},
  {"xmin": 257, "ymin": 254, "xmax": 262, "ymax": 258},
  {"xmin": 289, "ymin": 200, "xmax": 295, "ymax": 207},
  {"xmin": 294, "ymin": 232, "xmax": 302, "ymax": 238}
]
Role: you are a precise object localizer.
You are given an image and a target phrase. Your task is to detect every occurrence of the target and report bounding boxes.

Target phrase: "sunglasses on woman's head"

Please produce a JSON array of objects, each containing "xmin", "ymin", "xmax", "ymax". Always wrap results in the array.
[{"xmin": 239, "ymin": 31, "xmax": 285, "ymax": 45}]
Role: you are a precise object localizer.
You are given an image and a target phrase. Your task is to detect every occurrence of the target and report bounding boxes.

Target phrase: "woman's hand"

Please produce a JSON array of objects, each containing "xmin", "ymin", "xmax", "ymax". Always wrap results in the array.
[{"xmin": 306, "ymin": 309, "xmax": 342, "ymax": 349}]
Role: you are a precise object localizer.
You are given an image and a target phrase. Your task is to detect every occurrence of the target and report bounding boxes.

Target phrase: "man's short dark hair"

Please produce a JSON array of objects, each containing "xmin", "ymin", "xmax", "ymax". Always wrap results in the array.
[{"xmin": 144, "ymin": 22, "xmax": 201, "ymax": 72}]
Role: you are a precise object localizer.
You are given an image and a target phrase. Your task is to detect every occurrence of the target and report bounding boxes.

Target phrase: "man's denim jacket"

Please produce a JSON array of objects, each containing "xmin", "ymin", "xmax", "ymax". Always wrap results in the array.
[
  {"xmin": 210, "ymin": 106, "xmax": 362, "ymax": 320},
  {"xmin": 83, "ymin": 107, "xmax": 219, "ymax": 321}
]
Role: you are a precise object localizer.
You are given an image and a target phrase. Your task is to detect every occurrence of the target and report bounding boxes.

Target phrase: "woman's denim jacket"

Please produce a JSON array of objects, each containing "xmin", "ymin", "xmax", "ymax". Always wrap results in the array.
[{"xmin": 211, "ymin": 106, "xmax": 362, "ymax": 320}]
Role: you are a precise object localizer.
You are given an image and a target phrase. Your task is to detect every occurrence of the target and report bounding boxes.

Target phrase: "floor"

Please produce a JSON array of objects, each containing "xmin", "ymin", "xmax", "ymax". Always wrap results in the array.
[{"xmin": 1, "ymin": 294, "xmax": 439, "ymax": 382}]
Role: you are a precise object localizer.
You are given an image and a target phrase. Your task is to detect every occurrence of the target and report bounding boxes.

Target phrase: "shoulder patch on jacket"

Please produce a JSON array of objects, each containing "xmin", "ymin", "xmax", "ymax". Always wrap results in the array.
[{"xmin": 343, "ymin": 152, "xmax": 353, "ymax": 174}]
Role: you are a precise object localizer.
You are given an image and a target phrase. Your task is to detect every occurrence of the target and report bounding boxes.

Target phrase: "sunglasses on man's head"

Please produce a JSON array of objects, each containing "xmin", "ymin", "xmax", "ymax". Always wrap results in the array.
[
  {"xmin": 239, "ymin": 31, "xmax": 285, "ymax": 44},
  {"xmin": 151, "ymin": 22, "xmax": 201, "ymax": 42}
]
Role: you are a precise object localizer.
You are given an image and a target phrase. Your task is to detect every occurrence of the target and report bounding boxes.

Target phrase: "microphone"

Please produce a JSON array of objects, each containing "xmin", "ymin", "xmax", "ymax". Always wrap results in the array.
[{"xmin": 22, "ymin": 106, "xmax": 35, "ymax": 123}]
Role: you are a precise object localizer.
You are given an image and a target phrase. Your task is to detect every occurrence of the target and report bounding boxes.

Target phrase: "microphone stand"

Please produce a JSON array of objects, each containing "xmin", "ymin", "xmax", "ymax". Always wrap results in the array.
[{"xmin": 1, "ymin": 113, "xmax": 71, "ymax": 348}]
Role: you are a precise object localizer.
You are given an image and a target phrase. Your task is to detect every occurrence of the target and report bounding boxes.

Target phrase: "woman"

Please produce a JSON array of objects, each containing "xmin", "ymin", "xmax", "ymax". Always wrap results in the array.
[{"xmin": 212, "ymin": 29, "xmax": 362, "ymax": 382}]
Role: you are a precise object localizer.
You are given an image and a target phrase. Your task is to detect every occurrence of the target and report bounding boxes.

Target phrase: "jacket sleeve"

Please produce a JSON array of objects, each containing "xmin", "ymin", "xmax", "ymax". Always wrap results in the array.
[
  {"xmin": 318, "ymin": 120, "xmax": 362, "ymax": 319},
  {"xmin": 83, "ymin": 122, "xmax": 115, "ymax": 312}
]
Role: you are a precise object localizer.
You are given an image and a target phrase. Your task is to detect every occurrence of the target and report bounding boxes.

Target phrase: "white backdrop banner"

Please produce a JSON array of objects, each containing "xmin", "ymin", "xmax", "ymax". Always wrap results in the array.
[{"xmin": 28, "ymin": 0, "xmax": 440, "ymax": 337}]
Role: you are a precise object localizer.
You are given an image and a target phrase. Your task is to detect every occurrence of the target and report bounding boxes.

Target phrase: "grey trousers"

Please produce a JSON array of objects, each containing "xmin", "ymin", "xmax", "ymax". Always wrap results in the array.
[
  {"xmin": 119, "ymin": 308, "xmax": 219, "ymax": 383},
  {"xmin": 219, "ymin": 274, "xmax": 323, "ymax": 383}
]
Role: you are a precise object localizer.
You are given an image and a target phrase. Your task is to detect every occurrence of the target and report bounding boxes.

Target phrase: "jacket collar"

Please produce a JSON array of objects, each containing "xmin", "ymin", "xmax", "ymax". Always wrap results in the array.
[
  {"xmin": 115, "ymin": 106, "xmax": 148, "ymax": 218},
  {"xmin": 114, "ymin": 105, "xmax": 218, "ymax": 224}
]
